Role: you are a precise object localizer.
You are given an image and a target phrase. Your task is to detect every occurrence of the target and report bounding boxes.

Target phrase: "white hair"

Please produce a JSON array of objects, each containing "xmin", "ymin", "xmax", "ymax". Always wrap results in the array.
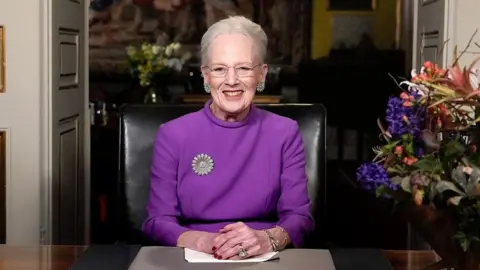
[{"xmin": 200, "ymin": 16, "xmax": 268, "ymax": 64}]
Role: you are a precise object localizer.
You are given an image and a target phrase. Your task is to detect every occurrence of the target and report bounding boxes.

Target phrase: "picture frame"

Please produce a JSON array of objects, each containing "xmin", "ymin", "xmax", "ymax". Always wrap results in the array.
[
  {"xmin": 328, "ymin": 0, "xmax": 377, "ymax": 11},
  {"xmin": 0, "ymin": 26, "xmax": 4, "ymax": 92}
]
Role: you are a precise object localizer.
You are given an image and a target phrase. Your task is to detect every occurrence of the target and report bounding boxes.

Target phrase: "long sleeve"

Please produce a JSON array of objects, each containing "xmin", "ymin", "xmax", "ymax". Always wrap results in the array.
[
  {"xmin": 276, "ymin": 122, "xmax": 315, "ymax": 248},
  {"xmin": 142, "ymin": 125, "xmax": 189, "ymax": 246}
]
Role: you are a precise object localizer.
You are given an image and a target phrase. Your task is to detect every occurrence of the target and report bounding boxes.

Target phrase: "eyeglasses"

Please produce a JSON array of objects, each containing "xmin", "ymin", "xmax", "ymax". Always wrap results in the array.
[{"xmin": 203, "ymin": 64, "xmax": 261, "ymax": 77}]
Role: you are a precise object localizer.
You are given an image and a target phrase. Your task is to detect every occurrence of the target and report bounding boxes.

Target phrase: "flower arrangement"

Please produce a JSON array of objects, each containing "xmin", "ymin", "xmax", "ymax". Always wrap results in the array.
[
  {"xmin": 126, "ymin": 42, "xmax": 191, "ymax": 87},
  {"xmin": 356, "ymin": 47, "xmax": 480, "ymax": 256}
]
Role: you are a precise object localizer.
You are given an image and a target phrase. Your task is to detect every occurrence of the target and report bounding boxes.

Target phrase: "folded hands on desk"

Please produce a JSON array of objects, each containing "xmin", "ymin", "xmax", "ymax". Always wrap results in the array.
[{"xmin": 178, "ymin": 222, "xmax": 284, "ymax": 260}]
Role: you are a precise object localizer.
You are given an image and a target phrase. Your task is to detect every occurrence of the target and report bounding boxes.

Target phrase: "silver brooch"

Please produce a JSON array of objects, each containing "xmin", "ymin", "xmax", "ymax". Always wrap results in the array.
[{"xmin": 192, "ymin": 153, "xmax": 214, "ymax": 176}]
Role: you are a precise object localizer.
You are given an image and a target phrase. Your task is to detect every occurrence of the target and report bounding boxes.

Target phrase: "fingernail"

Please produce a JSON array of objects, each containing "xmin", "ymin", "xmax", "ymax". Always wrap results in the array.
[
  {"xmin": 212, "ymin": 246, "xmax": 217, "ymax": 251},
  {"xmin": 213, "ymin": 254, "xmax": 217, "ymax": 258},
  {"xmin": 217, "ymin": 255, "xmax": 222, "ymax": 259}
]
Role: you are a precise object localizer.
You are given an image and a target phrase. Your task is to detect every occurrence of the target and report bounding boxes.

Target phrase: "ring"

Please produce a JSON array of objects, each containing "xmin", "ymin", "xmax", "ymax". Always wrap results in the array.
[{"xmin": 238, "ymin": 247, "xmax": 248, "ymax": 258}]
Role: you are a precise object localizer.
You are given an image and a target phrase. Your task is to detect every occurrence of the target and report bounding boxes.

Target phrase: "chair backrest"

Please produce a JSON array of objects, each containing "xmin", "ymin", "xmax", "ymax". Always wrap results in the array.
[{"xmin": 117, "ymin": 103, "xmax": 327, "ymax": 247}]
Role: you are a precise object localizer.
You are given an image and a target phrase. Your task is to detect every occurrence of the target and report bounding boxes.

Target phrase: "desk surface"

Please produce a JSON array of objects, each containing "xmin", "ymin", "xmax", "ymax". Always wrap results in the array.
[
  {"xmin": 181, "ymin": 94, "xmax": 282, "ymax": 104},
  {"xmin": 0, "ymin": 245, "xmax": 439, "ymax": 270}
]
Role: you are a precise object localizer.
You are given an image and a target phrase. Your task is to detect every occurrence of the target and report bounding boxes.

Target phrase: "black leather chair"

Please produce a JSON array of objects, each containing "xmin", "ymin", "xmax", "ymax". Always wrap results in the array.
[{"xmin": 117, "ymin": 103, "xmax": 327, "ymax": 248}]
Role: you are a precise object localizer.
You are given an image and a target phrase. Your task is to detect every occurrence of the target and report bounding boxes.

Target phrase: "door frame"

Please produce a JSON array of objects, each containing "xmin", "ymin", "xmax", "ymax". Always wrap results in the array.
[{"xmin": 38, "ymin": 0, "xmax": 90, "ymax": 245}]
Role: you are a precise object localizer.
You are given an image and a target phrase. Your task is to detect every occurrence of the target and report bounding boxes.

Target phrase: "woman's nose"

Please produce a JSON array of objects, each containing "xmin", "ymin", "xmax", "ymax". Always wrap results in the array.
[{"xmin": 225, "ymin": 67, "xmax": 238, "ymax": 85}]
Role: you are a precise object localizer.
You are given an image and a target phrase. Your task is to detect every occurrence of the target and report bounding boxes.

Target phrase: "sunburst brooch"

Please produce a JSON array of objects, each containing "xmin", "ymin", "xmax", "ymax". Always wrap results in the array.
[{"xmin": 192, "ymin": 153, "xmax": 214, "ymax": 176}]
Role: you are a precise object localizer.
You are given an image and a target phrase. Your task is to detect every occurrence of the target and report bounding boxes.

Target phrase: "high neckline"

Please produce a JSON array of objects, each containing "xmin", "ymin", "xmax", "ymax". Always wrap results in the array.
[{"xmin": 203, "ymin": 100, "xmax": 255, "ymax": 128}]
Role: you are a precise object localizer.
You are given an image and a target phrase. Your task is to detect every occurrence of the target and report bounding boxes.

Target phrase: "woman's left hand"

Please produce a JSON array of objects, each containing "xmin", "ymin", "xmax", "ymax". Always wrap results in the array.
[{"xmin": 212, "ymin": 222, "xmax": 272, "ymax": 260}]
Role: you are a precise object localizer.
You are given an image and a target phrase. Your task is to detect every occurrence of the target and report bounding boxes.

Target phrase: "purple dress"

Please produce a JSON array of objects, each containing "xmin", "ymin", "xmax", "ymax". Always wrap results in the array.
[{"xmin": 142, "ymin": 100, "xmax": 314, "ymax": 247}]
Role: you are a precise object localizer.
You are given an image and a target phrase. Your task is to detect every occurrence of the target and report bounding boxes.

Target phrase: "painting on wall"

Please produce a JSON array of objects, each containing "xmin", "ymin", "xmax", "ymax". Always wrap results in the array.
[
  {"xmin": 89, "ymin": 0, "xmax": 312, "ymax": 75},
  {"xmin": 0, "ymin": 26, "xmax": 4, "ymax": 92},
  {"xmin": 331, "ymin": 14, "xmax": 374, "ymax": 49}
]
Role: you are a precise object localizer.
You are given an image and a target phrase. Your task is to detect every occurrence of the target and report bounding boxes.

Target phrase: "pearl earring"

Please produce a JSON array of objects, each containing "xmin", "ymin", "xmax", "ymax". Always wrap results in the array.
[
  {"xmin": 256, "ymin": 81, "xmax": 265, "ymax": 92},
  {"xmin": 204, "ymin": 83, "xmax": 211, "ymax": 93}
]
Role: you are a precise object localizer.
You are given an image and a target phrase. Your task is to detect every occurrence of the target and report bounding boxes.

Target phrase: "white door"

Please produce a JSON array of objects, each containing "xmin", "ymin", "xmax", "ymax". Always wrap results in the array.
[
  {"xmin": 412, "ymin": 0, "xmax": 448, "ymax": 69},
  {"xmin": 47, "ymin": 0, "xmax": 89, "ymax": 245}
]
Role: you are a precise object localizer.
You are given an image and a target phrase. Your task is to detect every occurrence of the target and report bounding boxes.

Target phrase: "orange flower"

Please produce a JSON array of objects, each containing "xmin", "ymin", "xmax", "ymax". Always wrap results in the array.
[
  {"xmin": 395, "ymin": 146, "xmax": 403, "ymax": 155},
  {"xmin": 436, "ymin": 118, "xmax": 442, "ymax": 128},
  {"xmin": 403, "ymin": 101, "xmax": 413, "ymax": 107},
  {"xmin": 438, "ymin": 104, "xmax": 448, "ymax": 114},
  {"xmin": 412, "ymin": 73, "xmax": 431, "ymax": 83},
  {"xmin": 400, "ymin": 92, "xmax": 415, "ymax": 102},
  {"xmin": 435, "ymin": 67, "xmax": 446, "ymax": 76},
  {"xmin": 403, "ymin": 156, "xmax": 418, "ymax": 165},
  {"xmin": 419, "ymin": 74, "xmax": 429, "ymax": 80},
  {"xmin": 424, "ymin": 61, "xmax": 433, "ymax": 69}
]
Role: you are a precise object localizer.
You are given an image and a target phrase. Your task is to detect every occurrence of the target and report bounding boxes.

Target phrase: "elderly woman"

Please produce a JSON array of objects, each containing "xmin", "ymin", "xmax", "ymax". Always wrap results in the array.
[{"xmin": 142, "ymin": 16, "xmax": 314, "ymax": 260}]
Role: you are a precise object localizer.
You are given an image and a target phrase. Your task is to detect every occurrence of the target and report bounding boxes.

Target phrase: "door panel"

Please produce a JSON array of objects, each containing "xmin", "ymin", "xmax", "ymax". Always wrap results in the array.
[
  {"xmin": 51, "ymin": 0, "xmax": 87, "ymax": 245},
  {"xmin": 414, "ymin": 0, "xmax": 446, "ymax": 68},
  {"xmin": 58, "ymin": 116, "xmax": 79, "ymax": 244}
]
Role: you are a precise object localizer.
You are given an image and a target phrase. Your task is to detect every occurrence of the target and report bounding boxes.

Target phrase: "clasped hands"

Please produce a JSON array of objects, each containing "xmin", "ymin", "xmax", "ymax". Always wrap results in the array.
[{"xmin": 205, "ymin": 222, "xmax": 272, "ymax": 260}]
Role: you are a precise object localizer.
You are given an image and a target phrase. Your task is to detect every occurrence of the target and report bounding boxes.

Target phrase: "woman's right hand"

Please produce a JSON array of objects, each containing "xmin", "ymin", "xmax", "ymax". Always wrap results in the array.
[
  {"xmin": 177, "ymin": 231, "xmax": 219, "ymax": 254},
  {"xmin": 193, "ymin": 232, "xmax": 220, "ymax": 254}
]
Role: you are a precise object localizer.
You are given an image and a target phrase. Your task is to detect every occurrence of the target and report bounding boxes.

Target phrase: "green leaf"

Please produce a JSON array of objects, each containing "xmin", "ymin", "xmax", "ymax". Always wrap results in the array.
[
  {"xmin": 401, "ymin": 134, "xmax": 412, "ymax": 142},
  {"xmin": 454, "ymin": 231, "xmax": 466, "ymax": 239},
  {"xmin": 451, "ymin": 166, "xmax": 468, "ymax": 189},
  {"xmin": 376, "ymin": 185, "xmax": 388, "ymax": 197},
  {"xmin": 468, "ymin": 152, "xmax": 480, "ymax": 167},
  {"xmin": 405, "ymin": 143, "xmax": 415, "ymax": 156},
  {"xmin": 413, "ymin": 155, "xmax": 442, "ymax": 172},
  {"xmin": 444, "ymin": 139, "xmax": 466, "ymax": 158},
  {"xmin": 428, "ymin": 182, "xmax": 437, "ymax": 201},
  {"xmin": 436, "ymin": 180, "xmax": 466, "ymax": 195},
  {"xmin": 431, "ymin": 174, "xmax": 442, "ymax": 182},
  {"xmin": 390, "ymin": 176, "xmax": 404, "ymax": 185},
  {"xmin": 454, "ymin": 232, "xmax": 470, "ymax": 252},
  {"xmin": 376, "ymin": 185, "xmax": 397, "ymax": 198},
  {"xmin": 400, "ymin": 177, "xmax": 412, "ymax": 193},
  {"xmin": 460, "ymin": 237, "xmax": 470, "ymax": 251},
  {"xmin": 387, "ymin": 165, "xmax": 406, "ymax": 174},
  {"xmin": 382, "ymin": 140, "xmax": 401, "ymax": 152}
]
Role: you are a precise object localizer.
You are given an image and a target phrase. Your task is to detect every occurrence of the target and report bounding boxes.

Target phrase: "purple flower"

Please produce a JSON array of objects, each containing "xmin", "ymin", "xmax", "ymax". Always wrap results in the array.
[
  {"xmin": 385, "ymin": 94, "xmax": 425, "ymax": 138},
  {"xmin": 356, "ymin": 163, "xmax": 397, "ymax": 191},
  {"xmin": 415, "ymin": 144, "xmax": 425, "ymax": 157}
]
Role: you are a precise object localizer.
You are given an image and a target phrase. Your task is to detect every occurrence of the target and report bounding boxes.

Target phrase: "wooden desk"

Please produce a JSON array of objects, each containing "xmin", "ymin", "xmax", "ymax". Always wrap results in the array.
[
  {"xmin": 0, "ymin": 245, "xmax": 439, "ymax": 270},
  {"xmin": 0, "ymin": 245, "xmax": 87, "ymax": 269}
]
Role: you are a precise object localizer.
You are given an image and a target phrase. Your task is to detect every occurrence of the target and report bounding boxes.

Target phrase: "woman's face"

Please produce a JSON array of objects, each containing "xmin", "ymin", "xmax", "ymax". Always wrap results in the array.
[{"xmin": 202, "ymin": 34, "xmax": 267, "ymax": 116}]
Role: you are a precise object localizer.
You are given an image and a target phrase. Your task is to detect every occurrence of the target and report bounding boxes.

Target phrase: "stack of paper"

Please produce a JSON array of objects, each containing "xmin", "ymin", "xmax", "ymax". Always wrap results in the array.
[{"xmin": 184, "ymin": 248, "xmax": 279, "ymax": 263}]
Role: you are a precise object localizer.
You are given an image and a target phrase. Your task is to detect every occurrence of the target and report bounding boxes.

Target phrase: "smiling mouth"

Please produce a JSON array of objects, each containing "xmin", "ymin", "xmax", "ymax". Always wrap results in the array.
[{"xmin": 222, "ymin": 90, "xmax": 244, "ymax": 97}]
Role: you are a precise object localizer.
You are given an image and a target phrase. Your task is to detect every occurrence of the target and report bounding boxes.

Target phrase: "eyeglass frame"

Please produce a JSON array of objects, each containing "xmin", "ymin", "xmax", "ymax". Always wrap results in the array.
[{"xmin": 201, "ymin": 63, "xmax": 262, "ymax": 78}]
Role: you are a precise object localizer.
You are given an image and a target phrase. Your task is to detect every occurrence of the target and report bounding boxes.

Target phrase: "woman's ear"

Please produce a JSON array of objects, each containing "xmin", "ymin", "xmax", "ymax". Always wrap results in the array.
[
  {"xmin": 200, "ymin": 66, "xmax": 209, "ymax": 84},
  {"xmin": 260, "ymin": 64, "xmax": 269, "ymax": 82}
]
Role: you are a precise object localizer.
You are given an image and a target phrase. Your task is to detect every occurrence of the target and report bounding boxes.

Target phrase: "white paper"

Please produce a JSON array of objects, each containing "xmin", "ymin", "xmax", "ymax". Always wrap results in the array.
[{"xmin": 184, "ymin": 248, "xmax": 279, "ymax": 263}]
